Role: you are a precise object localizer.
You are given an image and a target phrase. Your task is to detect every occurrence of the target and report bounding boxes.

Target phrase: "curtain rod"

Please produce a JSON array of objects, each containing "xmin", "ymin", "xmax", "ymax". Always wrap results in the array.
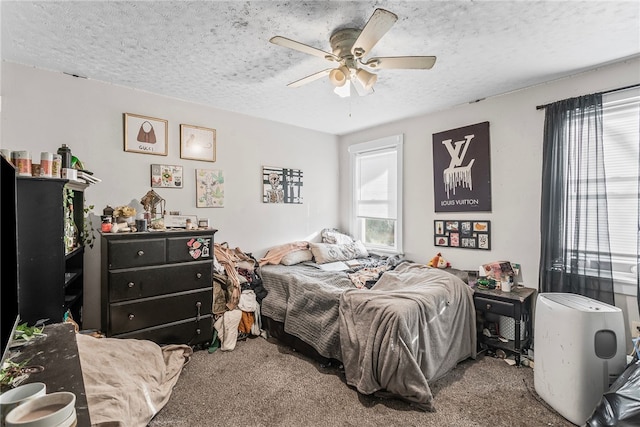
[{"xmin": 535, "ymin": 83, "xmax": 640, "ymax": 110}]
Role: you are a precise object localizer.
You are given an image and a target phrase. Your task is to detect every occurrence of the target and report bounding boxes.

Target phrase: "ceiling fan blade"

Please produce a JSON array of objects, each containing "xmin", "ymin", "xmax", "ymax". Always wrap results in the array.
[
  {"xmin": 270, "ymin": 36, "xmax": 340, "ymax": 62},
  {"xmin": 351, "ymin": 8, "xmax": 398, "ymax": 58},
  {"xmin": 287, "ymin": 68, "xmax": 333, "ymax": 88},
  {"xmin": 363, "ymin": 56, "xmax": 437, "ymax": 70}
]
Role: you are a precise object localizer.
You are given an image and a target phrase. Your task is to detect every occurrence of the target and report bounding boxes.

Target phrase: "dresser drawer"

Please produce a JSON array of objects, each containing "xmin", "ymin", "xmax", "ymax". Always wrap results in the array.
[
  {"xmin": 107, "ymin": 238, "xmax": 166, "ymax": 269},
  {"xmin": 108, "ymin": 260, "xmax": 212, "ymax": 302},
  {"xmin": 167, "ymin": 236, "xmax": 213, "ymax": 263},
  {"xmin": 109, "ymin": 289, "xmax": 213, "ymax": 334},
  {"xmin": 474, "ymin": 296, "xmax": 515, "ymax": 317},
  {"xmin": 113, "ymin": 315, "xmax": 214, "ymax": 345}
]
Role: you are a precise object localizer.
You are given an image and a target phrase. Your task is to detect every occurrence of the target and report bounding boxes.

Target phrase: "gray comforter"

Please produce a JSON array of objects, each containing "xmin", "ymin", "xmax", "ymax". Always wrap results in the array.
[
  {"xmin": 339, "ymin": 263, "xmax": 477, "ymax": 411},
  {"xmin": 260, "ymin": 263, "xmax": 354, "ymax": 360}
]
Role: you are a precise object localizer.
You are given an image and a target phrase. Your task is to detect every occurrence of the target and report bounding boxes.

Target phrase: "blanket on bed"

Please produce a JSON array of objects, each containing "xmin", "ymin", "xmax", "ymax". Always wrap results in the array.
[
  {"xmin": 260, "ymin": 263, "xmax": 355, "ymax": 360},
  {"xmin": 338, "ymin": 263, "xmax": 476, "ymax": 411},
  {"xmin": 76, "ymin": 334, "xmax": 192, "ymax": 426}
]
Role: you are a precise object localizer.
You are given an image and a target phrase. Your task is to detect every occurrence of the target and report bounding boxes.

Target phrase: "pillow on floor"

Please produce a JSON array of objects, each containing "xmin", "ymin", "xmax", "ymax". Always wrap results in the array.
[{"xmin": 310, "ymin": 241, "xmax": 368, "ymax": 264}]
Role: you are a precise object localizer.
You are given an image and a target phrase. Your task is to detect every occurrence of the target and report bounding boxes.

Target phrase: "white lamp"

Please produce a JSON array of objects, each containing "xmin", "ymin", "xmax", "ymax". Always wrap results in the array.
[
  {"xmin": 329, "ymin": 66, "xmax": 350, "ymax": 87},
  {"xmin": 334, "ymin": 82, "xmax": 351, "ymax": 97},
  {"xmin": 356, "ymin": 68, "xmax": 377, "ymax": 91}
]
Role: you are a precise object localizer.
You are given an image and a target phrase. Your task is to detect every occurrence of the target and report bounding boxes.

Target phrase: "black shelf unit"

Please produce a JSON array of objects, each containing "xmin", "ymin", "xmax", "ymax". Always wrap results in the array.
[{"xmin": 16, "ymin": 176, "xmax": 88, "ymax": 327}]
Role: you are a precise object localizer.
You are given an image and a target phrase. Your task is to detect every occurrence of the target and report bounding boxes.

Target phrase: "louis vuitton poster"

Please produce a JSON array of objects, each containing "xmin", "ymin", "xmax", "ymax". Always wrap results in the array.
[{"xmin": 432, "ymin": 121, "xmax": 491, "ymax": 212}]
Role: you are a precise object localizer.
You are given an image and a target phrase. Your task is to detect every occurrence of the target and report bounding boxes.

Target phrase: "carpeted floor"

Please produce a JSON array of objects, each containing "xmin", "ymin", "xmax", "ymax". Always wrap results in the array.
[{"xmin": 148, "ymin": 336, "xmax": 574, "ymax": 427}]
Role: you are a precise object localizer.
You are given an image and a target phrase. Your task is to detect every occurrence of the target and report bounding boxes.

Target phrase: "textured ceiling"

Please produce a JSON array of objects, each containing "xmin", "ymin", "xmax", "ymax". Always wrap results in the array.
[{"xmin": 2, "ymin": 1, "xmax": 639, "ymax": 135}]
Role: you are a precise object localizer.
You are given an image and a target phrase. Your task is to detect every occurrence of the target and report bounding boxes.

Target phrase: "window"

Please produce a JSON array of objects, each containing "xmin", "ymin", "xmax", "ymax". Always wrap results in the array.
[
  {"xmin": 567, "ymin": 89, "xmax": 639, "ymax": 292},
  {"xmin": 349, "ymin": 135, "xmax": 403, "ymax": 254}
]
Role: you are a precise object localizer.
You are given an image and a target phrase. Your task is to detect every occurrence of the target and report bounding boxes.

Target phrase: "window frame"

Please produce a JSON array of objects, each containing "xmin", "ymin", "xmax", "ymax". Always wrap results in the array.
[{"xmin": 348, "ymin": 134, "xmax": 403, "ymax": 254}]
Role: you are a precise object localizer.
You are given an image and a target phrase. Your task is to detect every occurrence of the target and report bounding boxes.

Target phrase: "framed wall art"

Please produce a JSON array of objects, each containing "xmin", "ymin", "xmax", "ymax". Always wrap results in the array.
[
  {"xmin": 124, "ymin": 113, "xmax": 168, "ymax": 156},
  {"xmin": 150, "ymin": 164, "xmax": 183, "ymax": 188},
  {"xmin": 432, "ymin": 121, "xmax": 491, "ymax": 212},
  {"xmin": 434, "ymin": 220, "xmax": 491, "ymax": 250},
  {"xmin": 180, "ymin": 124, "xmax": 216, "ymax": 162},
  {"xmin": 262, "ymin": 166, "xmax": 303, "ymax": 204},
  {"xmin": 196, "ymin": 169, "xmax": 224, "ymax": 208}
]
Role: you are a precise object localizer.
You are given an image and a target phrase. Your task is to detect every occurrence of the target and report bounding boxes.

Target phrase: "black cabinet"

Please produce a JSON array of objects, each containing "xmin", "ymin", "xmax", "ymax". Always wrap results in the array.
[
  {"xmin": 101, "ymin": 230, "xmax": 216, "ymax": 346},
  {"xmin": 473, "ymin": 286, "xmax": 536, "ymax": 365},
  {"xmin": 16, "ymin": 177, "xmax": 88, "ymax": 326}
]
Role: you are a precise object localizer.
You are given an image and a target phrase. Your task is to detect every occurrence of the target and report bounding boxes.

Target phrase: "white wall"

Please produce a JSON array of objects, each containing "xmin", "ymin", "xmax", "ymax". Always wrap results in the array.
[
  {"xmin": 2, "ymin": 62, "xmax": 339, "ymax": 329},
  {"xmin": 338, "ymin": 57, "xmax": 640, "ymax": 341},
  {"xmin": 3, "ymin": 58, "xmax": 638, "ymax": 342}
]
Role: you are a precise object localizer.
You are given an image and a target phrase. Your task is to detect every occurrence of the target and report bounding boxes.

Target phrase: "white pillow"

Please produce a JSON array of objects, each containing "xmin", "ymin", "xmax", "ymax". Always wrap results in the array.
[
  {"xmin": 280, "ymin": 249, "xmax": 313, "ymax": 266},
  {"xmin": 321, "ymin": 228, "xmax": 354, "ymax": 245},
  {"xmin": 309, "ymin": 241, "xmax": 368, "ymax": 264}
]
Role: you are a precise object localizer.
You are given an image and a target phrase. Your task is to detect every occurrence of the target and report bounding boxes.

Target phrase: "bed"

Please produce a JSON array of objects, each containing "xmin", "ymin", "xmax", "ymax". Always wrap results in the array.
[{"xmin": 259, "ymin": 255, "xmax": 476, "ymax": 411}]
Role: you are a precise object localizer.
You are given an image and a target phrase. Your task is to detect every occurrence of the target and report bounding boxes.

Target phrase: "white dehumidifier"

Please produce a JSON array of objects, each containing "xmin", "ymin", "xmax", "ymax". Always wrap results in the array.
[{"xmin": 534, "ymin": 293, "xmax": 626, "ymax": 426}]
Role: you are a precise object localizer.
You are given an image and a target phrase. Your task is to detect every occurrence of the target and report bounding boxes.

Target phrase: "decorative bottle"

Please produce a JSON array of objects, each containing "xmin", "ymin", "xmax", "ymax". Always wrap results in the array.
[{"xmin": 57, "ymin": 144, "xmax": 72, "ymax": 169}]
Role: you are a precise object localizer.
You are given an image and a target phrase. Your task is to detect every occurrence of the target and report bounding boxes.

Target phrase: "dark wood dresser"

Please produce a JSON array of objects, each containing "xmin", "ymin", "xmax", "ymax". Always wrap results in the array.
[{"xmin": 100, "ymin": 229, "xmax": 216, "ymax": 346}]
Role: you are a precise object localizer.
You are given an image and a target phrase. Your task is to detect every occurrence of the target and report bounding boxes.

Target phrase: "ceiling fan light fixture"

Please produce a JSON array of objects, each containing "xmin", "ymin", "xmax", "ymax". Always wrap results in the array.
[
  {"xmin": 356, "ymin": 69, "xmax": 377, "ymax": 91},
  {"xmin": 329, "ymin": 66, "xmax": 350, "ymax": 87},
  {"xmin": 334, "ymin": 82, "xmax": 351, "ymax": 97}
]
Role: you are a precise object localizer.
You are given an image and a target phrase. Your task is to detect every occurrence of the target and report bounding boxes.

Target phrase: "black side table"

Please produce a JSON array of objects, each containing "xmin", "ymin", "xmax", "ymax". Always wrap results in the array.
[{"xmin": 473, "ymin": 286, "xmax": 536, "ymax": 365}]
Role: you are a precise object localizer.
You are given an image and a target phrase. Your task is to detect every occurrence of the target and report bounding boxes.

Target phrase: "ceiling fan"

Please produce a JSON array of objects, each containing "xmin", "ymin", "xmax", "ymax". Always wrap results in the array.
[{"xmin": 270, "ymin": 8, "xmax": 436, "ymax": 97}]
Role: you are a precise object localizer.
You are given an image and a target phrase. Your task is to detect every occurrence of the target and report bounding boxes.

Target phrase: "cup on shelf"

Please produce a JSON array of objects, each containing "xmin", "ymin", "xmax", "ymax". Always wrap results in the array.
[
  {"xmin": 52, "ymin": 155, "xmax": 62, "ymax": 178},
  {"xmin": 13, "ymin": 151, "xmax": 32, "ymax": 177},
  {"xmin": 40, "ymin": 152, "xmax": 53, "ymax": 177}
]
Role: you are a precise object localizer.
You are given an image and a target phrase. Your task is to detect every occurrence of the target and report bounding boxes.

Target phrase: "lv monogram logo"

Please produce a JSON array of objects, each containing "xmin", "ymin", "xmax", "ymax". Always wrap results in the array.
[{"xmin": 441, "ymin": 134, "xmax": 476, "ymax": 198}]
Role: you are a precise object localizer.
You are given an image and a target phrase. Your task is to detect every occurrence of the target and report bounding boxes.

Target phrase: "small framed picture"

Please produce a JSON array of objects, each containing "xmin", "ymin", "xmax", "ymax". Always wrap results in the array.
[
  {"xmin": 196, "ymin": 169, "xmax": 224, "ymax": 208},
  {"xmin": 124, "ymin": 113, "xmax": 168, "ymax": 156},
  {"xmin": 478, "ymin": 233, "xmax": 490, "ymax": 249},
  {"xmin": 180, "ymin": 124, "xmax": 216, "ymax": 162},
  {"xmin": 435, "ymin": 236, "xmax": 448, "ymax": 246},
  {"xmin": 461, "ymin": 221, "xmax": 472, "ymax": 236},
  {"xmin": 445, "ymin": 221, "xmax": 459, "ymax": 231},
  {"xmin": 450, "ymin": 232, "xmax": 460, "ymax": 247},
  {"xmin": 434, "ymin": 221, "xmax": 444, "ymax": 235},
  {"xmin": 473, "ymin": 221, "xmax": 489, "ymax": 232},
  {"xmin": 461, "ymin": 237, "xmax": 477, "ymax": 248},
  {"xmin": 151, "ymin": 164, "xmax": 183, "ymax": 188}
]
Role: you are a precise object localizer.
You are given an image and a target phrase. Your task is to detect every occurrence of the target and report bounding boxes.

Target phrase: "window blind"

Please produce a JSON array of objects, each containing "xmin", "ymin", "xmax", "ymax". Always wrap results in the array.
[{"xmin": 356, "ymin": 148, "xmax": 397, "ymax": 219}]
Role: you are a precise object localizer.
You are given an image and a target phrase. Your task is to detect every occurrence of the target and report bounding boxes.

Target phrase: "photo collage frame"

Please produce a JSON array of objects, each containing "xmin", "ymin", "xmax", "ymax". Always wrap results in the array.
[{"xmin": 434, "ymin": 220, "xmax": 491, "ymax": 250}]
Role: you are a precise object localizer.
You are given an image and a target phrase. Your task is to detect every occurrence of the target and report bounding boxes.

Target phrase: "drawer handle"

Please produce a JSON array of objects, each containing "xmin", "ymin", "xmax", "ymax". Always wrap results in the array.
[
  {"xmin": 485, "ymin": 303, "xmax": 492, "ymax": 310},
  {"xmin": 196, "ymin": 273, "xmax": 202, "ymax": 279},
  {"xmin": 196, "ymin": 301, "xmax": 202, "ymax": 321},
  {"xmin": 128, "ymin": 281, "xmax": 135, "ymax": 288},
  {"xmin": 128, "ymin": 313, "xmax": 135, "ymax": 320},
  {"xmin": 137, "ymin": 250, "xmax": 144, "ymax": 256}
]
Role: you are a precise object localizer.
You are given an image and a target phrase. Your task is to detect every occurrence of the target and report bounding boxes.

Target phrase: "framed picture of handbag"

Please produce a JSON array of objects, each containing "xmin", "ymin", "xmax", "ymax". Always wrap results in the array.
[
  {"xmin": 180, "ymin": 124, "xmax": 216, "ymax": 162},
  {"xmin": 123, "ymin": 113, "xmax": 168, "ymax": 156}
]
